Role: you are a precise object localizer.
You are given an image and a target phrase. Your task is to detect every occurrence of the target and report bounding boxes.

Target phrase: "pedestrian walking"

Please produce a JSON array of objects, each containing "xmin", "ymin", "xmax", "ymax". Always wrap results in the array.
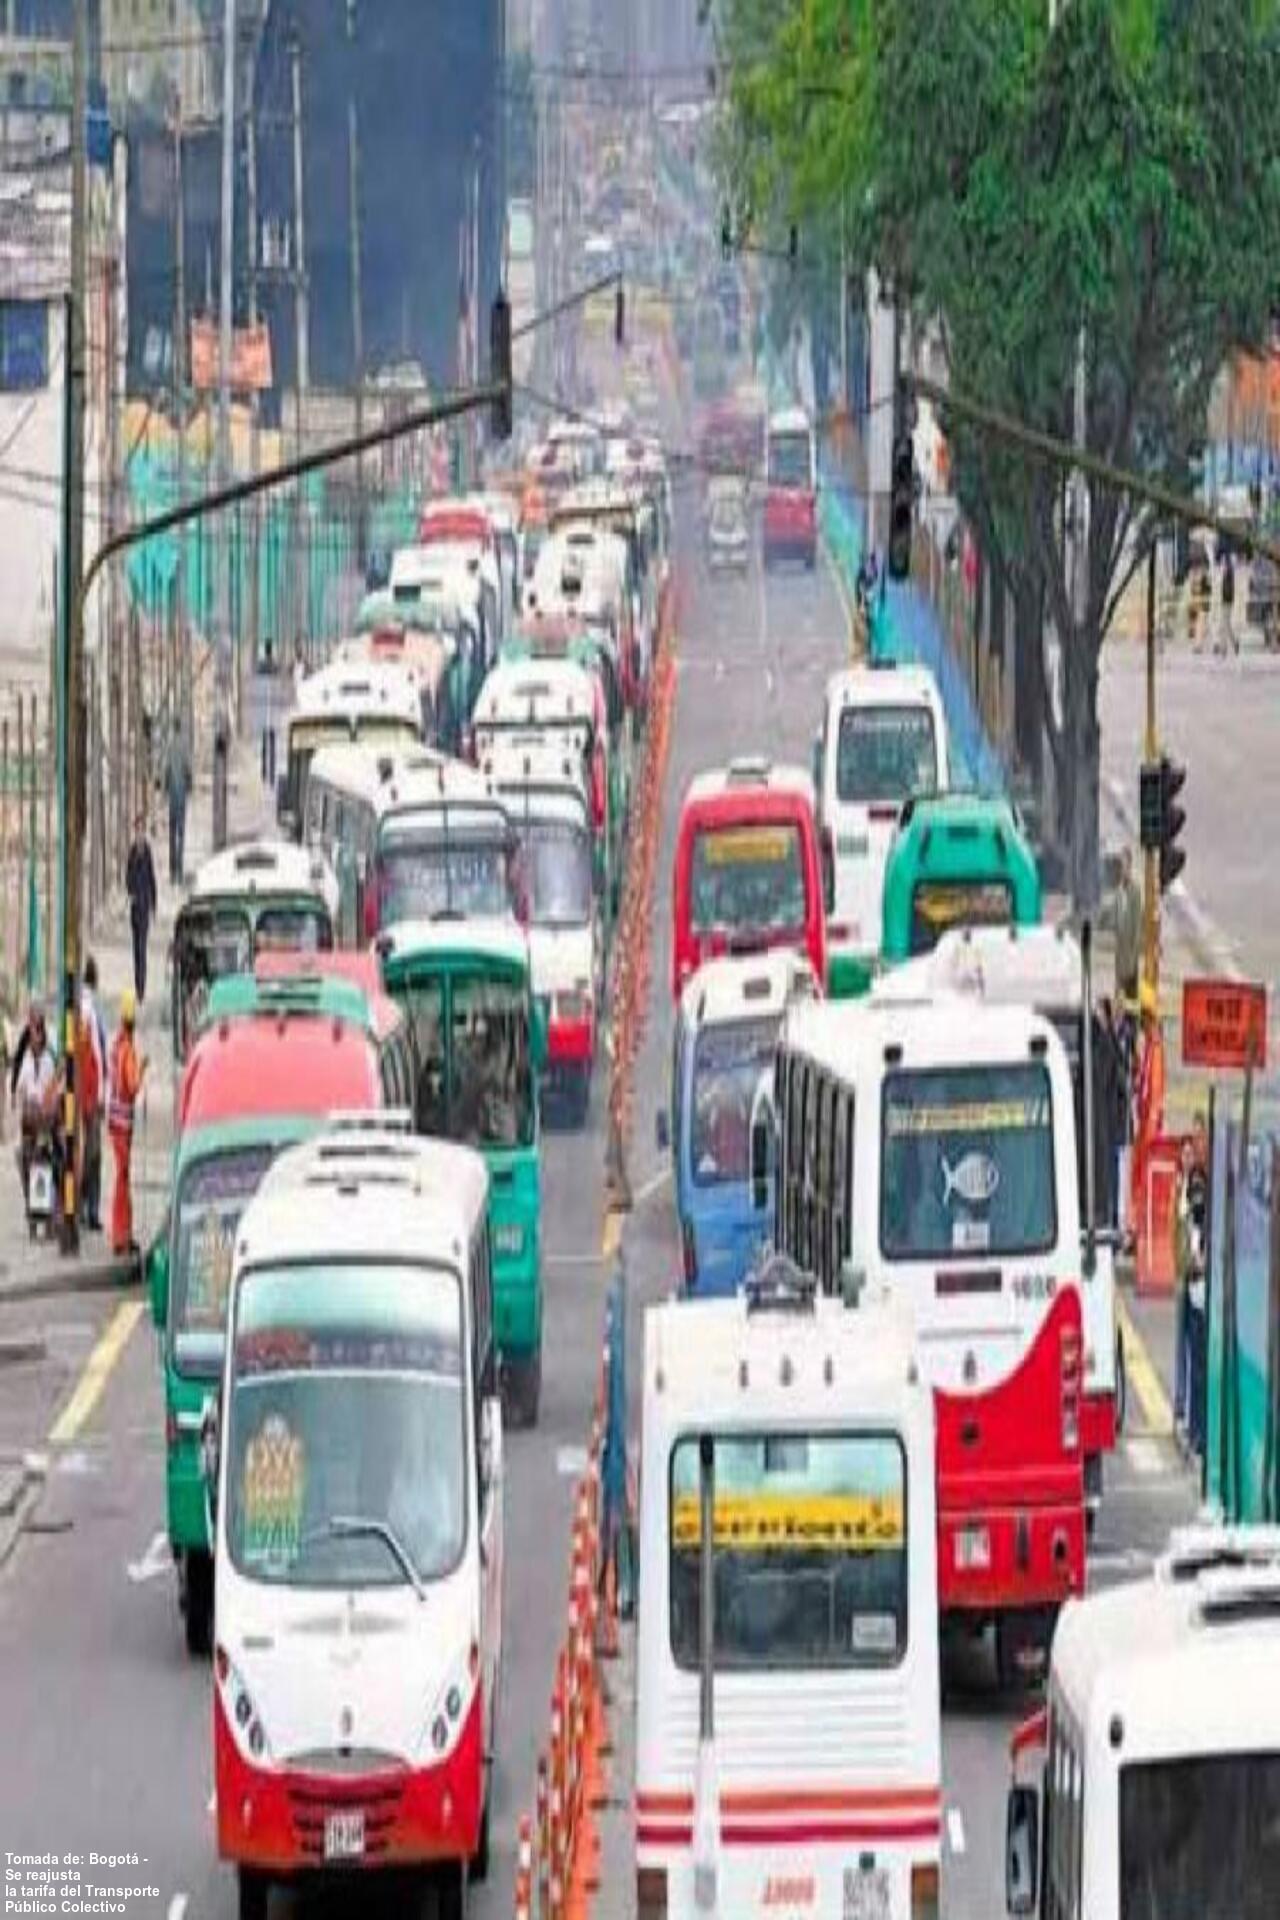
[
  {"xmin": 1216, "ymin": 550, "xmax": 1239, "ymax": 656},
  {"xmin": 124, "ymin": 814, "xmax": 158, "ymax": 1005},
  {"xmin": 78, "ymin": 954, "xmax": 106, "ymax": 1231},
  {"xmin": 162, "ymin": 716, "xmax": 192, "ymax": 886},
  {"xmin": 107, "ymin": 987, "xmax": 148, "ymax": 1256},
  {"xmin": 1106, "ymin": 847, "xmax": 1143, "ymax": 1005},
  {"xmin": 1175, "ymin": 1121, "xmax": 1209, "ymax": 1454},
  {"xmin": 1191, "ymin": 556, "xmax": 1212, "ymax": 655}
]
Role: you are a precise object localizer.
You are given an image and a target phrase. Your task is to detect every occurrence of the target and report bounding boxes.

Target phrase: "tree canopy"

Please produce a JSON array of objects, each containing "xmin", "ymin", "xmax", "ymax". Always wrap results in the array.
[{"xmin": 717, "ymin": 0, "xmax": 1280, "ymax": 903}]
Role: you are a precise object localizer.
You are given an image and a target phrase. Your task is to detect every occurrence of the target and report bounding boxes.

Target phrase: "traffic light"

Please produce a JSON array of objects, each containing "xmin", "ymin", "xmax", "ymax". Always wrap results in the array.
[
  {"xmin": 615, "ymin": 282, "xmax": 625, "ymax": 347},
  {"xmin": 1158, "ymin": 754, "xmax": 1187, "ymax": 892},
  {"xmin": 787, "ymin": 225, "xmax": 799, "ymax": 273},
  {"xmin": 888, "ymin": 432, "xmax": 914, "ymax": 580},
  {"xmin": 720, "ymin": 207, "xmax": 733, "ymax": 260},
  {"xmin": 1139, "ymin": 760, "xmax": 1163, "ymax": 849},
  {"xmin": 489, "ymin": 292, "xmax": 512, "ymax": 441}
]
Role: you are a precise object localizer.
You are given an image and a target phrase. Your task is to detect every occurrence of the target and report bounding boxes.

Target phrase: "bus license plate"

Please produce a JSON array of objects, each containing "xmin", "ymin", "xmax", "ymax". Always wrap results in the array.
[
  {"xmin": 843, "ymin": 1866, "xmax": 890, "ymax": 1920},
  {"xmin": 324, "ymin": 1810, "xmax": 365, "ymax": 1862},
  {"xmin": 955, "ymin": 1525, "xmax": 992, "ymax": 1571},
  {"xmin": 28, "ymin": 1162, "xmax": 52, "ymax": 1214}
]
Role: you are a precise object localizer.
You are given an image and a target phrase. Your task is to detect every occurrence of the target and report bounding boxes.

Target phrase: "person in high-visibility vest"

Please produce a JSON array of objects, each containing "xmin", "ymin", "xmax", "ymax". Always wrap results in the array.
[{"xmin": 108, "ymin": 988, "xmax": 148, "ymax": 1256}]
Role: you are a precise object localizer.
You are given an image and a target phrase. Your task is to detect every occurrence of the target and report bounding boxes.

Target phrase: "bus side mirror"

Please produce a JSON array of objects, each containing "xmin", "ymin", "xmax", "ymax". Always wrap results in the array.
[
  {"xmin": 200, "ymin": 1395, "xmax": 221, "ymax": 1526},
  {"xmin": 1005, "ymin": 1784, "xmax": 1040, "ymax": 1916},
  {"xmin": 531, "ymin": 999, "xmax": 549, "ymax": 1073},
  {"xmin": 147, "ymin": 1229, "xmax": 170, "ymax": 1331},
  {"xmin": 275, "ymin": 775, "xmax": 292, "ymax": 832},
  {"xmin": 820, "ymin": 827, "xmax": 836, "ymax": 918},
  {"xmin": 750, "ymin": 1075, "xmax": 775, "ymax": 1214},
  {"xmin": 810, "ymin": 730, "xmax": 823, "ymax": 794},
  {"xmin": 655, "ymin": 1109, "xmax": 670, "ymax": 1154}
]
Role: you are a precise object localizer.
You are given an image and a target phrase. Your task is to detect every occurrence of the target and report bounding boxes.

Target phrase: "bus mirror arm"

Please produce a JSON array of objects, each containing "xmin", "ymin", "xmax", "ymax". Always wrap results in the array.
[
  {"xmin": 1005, "ymin": 1782, "xmax": 1040, "ymax": 1916},
  {"xmin": 200, "ymin": 1395, "xmax": 221, "ymax": 1529}
]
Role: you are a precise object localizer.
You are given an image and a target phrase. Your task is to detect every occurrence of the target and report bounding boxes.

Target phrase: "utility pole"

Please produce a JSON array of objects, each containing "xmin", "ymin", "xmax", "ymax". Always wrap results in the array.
[
  {"xmin": 213, "ymin": 0, "xmax": 236, "ymax": 853},
  {"xmin": 346, "ymin": 0, "xmax": 366, "ymax": 573},
  {"xmin": 289, "ymin": 31, "xmax": 309, "ymax": 470},
  {"xmin": 1143, "ymin": 540, "xmax": 1159, "ymax": 989},
  {"xmin": 59, "ymin": 0, "xmax": 88, "ymax": 1254},
  {"xmin": 245, "ymin": 54, "xmax": 260, "ymax": 692},
  {"xmin": 173, "ymin": 102, "xmax": 192, "ymax": 757}
]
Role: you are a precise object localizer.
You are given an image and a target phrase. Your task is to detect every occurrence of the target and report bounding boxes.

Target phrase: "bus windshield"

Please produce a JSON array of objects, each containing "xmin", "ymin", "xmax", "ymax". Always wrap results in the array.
[
  {"xmin": 880, "ymin": 1062, "xmax": 1057, "ymax": 1260},
  {"xmin": 227, "ymin": 1262, "xmax": 465, "ymax": 1589},
  {"xmin": 403, "ymin": 974, "xmax": 535, "ymax": 1149},
  {"xmin": 1119, "ymin": 1752, "xmax": 1280, "ymax": 1920},
  {"xmin": 690, "ymin": 822, "xmax": 807, "ymax": 940},
  {"xmin": 520, "ymin": 819, "xmax": 593, "ymax": 929},
  {"xmin": 379, "ymin": 827, "xmax": 511, "ymax": 924},
  {"xmin": 767, "ymin": 432, "xmax": 812, "ymax": 490},
  {"xmin": 909, "ymin": 878, "xmax": 1013, "ymax": 955},
  {"xmin": 175, "ymin": 909, "xmax": 253, "ymax": 1054},
  {"xmin": 837, "ymin": 706, "xmax": 938, "ymax": 806},
  {"xmin": 668, "ymin": 1430, "xmax": 906, "ymax": 1670},
  {"xmin": 171, "ymin": 1145, "xmax": 279, "ymax": 1377},
  {"xmin": 690, "ymin": 1018, "xmax": 777, "ymax": 1187},
  {"xmin": 254, "ymin": 903, "xmax": 332, "ymax": 954}
]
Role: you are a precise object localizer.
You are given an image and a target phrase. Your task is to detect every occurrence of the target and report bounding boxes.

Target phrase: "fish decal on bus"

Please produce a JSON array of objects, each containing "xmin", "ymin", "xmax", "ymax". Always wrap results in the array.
[{"xmin": 941, "ymin": 1150, "xmax": 1000, "ymax": 1208}]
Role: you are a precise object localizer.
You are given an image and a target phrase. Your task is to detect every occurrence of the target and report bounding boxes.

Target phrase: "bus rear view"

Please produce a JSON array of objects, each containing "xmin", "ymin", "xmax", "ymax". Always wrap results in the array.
[{"xmin": 763, "ymin": 408, "xmax": 817, "ymax": 570}]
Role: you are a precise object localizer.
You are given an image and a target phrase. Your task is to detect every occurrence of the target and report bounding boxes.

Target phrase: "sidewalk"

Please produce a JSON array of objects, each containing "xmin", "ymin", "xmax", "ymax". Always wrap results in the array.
[{"xmin": 0, "ymin": 714, "xmax": 280, "ymax": 1302}]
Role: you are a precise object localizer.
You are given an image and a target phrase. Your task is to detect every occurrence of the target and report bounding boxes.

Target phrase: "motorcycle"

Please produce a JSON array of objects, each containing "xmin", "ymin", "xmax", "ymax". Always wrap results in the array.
[{"xmin": 21, "ymin": 1116, "xmax": 59, "ymax": 1241}]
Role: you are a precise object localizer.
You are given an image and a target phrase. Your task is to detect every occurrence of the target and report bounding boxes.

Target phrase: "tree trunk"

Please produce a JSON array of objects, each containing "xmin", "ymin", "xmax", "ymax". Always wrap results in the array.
[
  {"xmin": 1063, "ymin": 617, "xmax": 1102, "ymax": 910},
  {"xmin": 1013, "ymin": 574, "xmax": 1044, "ymax": 788}
]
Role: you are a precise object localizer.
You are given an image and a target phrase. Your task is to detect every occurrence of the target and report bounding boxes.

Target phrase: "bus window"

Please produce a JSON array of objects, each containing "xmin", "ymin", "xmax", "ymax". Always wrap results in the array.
[
  {"xmin": 691, "ymin": 824, "xmax": 807, "ymax": 941},
  {"xmin": 170, "ymin": 1145, "xmax": 277, "ymax": 1379},
  {"xmin": 254, "ymin": 904, "xmax": 332, "ymax": 954},
  {"xmin": 766, "ymin": 431, "xmax": 812, "ymax": 490},
  {"xmin": 837, "ymin": 706, "xmax": 938, "ymax": 805},
  {"xmin": 379, "ymin": 831, "xmax": 511, "ymax": 925},
  {"xmin": 451, "ymin": 977, "xmax": 534, "ymax": 1149},
  {"xmin": 667, "ymin": 1430, "xmax": 907, "ymax": 1669},
  {"xmin": 880, "ymin": 1062, "xmax": 1057, "ymax": 1260},
  {"xmin": 1119, "ymin": 1753, "xmax": 1280, "ymax": 1920},
  {"xmin": 909, "ymin": 879, "xmax": 1013, "ymax": 956},
  {"xmin": 226, "ymin": 1261, "xmax": 466, "ymax": 1587},
  {"xmin": 690, "ymin": 1018, "xmax": 776, "ymax": 1188}
]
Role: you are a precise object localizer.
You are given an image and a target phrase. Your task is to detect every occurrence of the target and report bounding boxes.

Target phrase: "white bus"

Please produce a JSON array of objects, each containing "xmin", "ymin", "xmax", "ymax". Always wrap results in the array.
[
  {"xmin": 636, "ymin": 1260, "xmax": 940, "ymax": 1920},
  {"xmin": 279, "ymin": 660, "xmax": 423, "ymax": 840},
  {"xmin": 210, "ymin": 1124, "xmax": 502, "ymax": 1920},
  {"xmin": 881, "ymin": 925, "xmax": 1123, "ymax": 1516},
  {"xmin": 301, "ymin": 743, "xmax": 519, "ymax": 946},
  {"xmin": 763, "ymin": 994, "xmax": 1086, "ymax": 1685},
  {"xmin": 814, "ymin": 663, "xmax": 948, "ymax": 990},
  {"xmin": 480, "ymin": 733, "xmax": 600, "ymax": 1118},
  {"xmin": 1007, "ymin": 1523, "xmax": 1280, "ymax": 1919}
]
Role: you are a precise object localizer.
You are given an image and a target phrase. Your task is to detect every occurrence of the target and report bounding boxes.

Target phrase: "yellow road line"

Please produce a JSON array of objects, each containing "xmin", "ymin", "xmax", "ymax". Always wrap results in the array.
[
  {"xmin": 600, "ymin": 1210, "xmax": 623, "ymax": 1262},
  {"xmin": 48, "ymin": 1300, "xmax": 143, "ymax": 1448},
  {"xmin": 1116, "ymin": 1291, "xmax": 1173, "ymax": 1437}
]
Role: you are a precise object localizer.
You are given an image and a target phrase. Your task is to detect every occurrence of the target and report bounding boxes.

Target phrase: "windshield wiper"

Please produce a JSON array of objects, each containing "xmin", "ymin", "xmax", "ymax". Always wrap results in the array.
[{"xmin": 327, "ymin": 1515, "xmax": 428, "ymax": 1603}]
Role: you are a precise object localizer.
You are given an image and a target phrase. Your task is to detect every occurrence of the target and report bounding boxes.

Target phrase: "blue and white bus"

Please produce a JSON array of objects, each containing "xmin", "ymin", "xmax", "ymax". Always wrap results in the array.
[{"xmin": 659, "ymin": 950, "xmax": 817, "ymax": 1297}]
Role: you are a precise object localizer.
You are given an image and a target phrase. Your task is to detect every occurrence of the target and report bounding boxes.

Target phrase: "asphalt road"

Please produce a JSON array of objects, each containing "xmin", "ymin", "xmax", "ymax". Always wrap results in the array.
[{"xmin": 0, "ymin": 527, "xmax": 1199, "ymax": 1920}]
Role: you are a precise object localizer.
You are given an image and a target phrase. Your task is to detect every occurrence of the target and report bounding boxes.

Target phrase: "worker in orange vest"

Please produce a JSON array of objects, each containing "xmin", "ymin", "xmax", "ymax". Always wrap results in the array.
[
  {"xmin": 1130, "ymin": 976, "xmax": 1166, "ymax": 1239},
  {"xmin": 108, "ymin": 988, "xmax": 148, "ymax": 1256}
]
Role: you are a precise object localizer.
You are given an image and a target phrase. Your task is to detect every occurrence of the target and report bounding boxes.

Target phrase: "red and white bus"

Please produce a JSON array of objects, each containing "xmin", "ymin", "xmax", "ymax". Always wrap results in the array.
[
  {"xmin": 761, "ymin": 994, "xmax": 1085, "ymax": 1685},
  {"xmin": 671, "ymin": 758, "xmax": 826, "ymax": 1000},
  {"xmin": 763, "ymin": 406, "xmax": 817, "ymax": 570}
]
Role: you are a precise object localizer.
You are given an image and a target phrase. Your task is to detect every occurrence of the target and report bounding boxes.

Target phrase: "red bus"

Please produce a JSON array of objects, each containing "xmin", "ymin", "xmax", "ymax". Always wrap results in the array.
[
  {"xmin": 671, "ymin": 758, "xmax": 827, "ymax": 999},
  {"xmin": 763, "ymin": 406, "xmax": 817, "ymax": 570}
]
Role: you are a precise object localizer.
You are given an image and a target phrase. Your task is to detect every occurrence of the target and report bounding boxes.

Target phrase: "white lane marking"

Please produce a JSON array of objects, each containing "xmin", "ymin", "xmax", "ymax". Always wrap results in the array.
[
  {"xmin": 1123, "ymin": 1437, "xmax": 1165, "ymax": 1477},
  {"xmin": 128, "ymin": 1529, "xmax": 171, "ymax": 1585},
  {"xmin": 946, "ymin": 1807, "xmax": 966, "ymax": 1856},
  {"xmin": 207, "ymin": 1789, "xmax": 216, "ymax": 1816},
  {"xmin": 556, "ymin": 1445, "xmax": 589, "ymax": 1478},
  {"xmin": 631, "ymin": 1165, "xmax": 671, "ymax": 1205},
  {"xmin": 167, "ymin": 1896, "xmax": 188, "ymax": 1920},
  {"xmin": 1089, "ymin": 1548, "xmax": 1155, "ymax": 1577},
  {"xmin": 544, "ymin": 1250, "xmax": 606, "ymax": 1269}
]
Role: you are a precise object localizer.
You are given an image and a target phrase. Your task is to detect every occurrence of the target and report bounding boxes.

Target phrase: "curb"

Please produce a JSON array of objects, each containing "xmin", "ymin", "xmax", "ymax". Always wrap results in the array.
[{"xmin": 0, "ymin": 1252, "xmax": 140, "ymax": 1306}]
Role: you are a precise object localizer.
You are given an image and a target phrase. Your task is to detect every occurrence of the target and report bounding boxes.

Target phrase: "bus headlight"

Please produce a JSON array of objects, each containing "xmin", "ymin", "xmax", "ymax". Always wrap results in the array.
[
  {"xmin": 216, "ymin": 1643, "xmax": 273, "ymax": 1766},
  {"xmin": 418, "ymin": 1640, "xmax": 480, "ymax": 1763}
]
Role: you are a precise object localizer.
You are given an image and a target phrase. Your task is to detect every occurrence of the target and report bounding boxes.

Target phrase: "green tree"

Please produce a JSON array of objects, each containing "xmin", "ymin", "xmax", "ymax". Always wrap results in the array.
[{"xmin": 720, "ymin": 0, "xmax": 1280, "ymax": 905}]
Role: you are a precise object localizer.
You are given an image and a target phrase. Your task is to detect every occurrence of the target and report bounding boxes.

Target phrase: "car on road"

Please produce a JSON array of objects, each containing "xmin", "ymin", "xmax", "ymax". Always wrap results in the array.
[{"xmin": 703, "ymin": 476, "xmax": 750, "ymax": 574}]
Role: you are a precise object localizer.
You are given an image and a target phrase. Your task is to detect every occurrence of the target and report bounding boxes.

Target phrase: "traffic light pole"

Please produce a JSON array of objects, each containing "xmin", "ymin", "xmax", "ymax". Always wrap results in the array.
[{"xmin": 1144, "ymin": 541, "xmax": 1159, "ymax": 991}]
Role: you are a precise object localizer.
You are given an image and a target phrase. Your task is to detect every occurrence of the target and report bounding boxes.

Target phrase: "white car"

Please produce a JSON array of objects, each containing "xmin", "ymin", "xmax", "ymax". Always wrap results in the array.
[{"xmin": 704, "ymin": 480, "xmax": 749, "ymax": 574}]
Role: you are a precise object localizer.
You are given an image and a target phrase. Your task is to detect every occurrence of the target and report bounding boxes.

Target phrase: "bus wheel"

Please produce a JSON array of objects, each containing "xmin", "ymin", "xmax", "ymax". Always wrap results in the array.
[
  {"xmin": 1115, "ymin": 1328, "xmax": 1128, "ymax": 1434},
  {"xmin": 574, "ymin": 1066, "xmax": 592, "ymax": 1127},
  {"xmin": 184, "ymin": 1551, "xmax": 213, "ymax": 1659},
  {"xmin": 237, "ymin": 1869, "xmax": 269, "ymax": 1920},
  {"xmin": 469, "ymin": 1786, "xmax": 491, "ymax": 1883},
  {"xmin": 514, "ymin": 1350, "xmax": 541, "ymax": 1429},
  {"xmin": 995, "ymin": 1609, "xmax": 1054, "ymax": 1694}
]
